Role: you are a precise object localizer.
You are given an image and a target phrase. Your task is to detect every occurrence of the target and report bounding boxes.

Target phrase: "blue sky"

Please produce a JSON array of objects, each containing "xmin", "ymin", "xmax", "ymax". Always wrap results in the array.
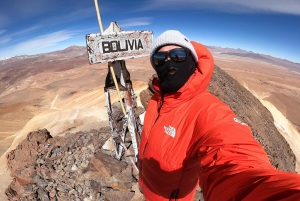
[{"xmin": 0, "ymin": 0, "xmax": 300, "ymax": 63}]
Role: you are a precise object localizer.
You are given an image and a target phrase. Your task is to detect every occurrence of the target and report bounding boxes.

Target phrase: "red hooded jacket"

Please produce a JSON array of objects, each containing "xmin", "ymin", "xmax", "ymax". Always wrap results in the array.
[{"xmin": 138, "ymin": 42, "xmax": 300, "ymax": 200}]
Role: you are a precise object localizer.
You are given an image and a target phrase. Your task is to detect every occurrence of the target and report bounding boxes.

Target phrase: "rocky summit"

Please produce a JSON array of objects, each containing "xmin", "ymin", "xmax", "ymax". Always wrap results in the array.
[
  {"xmin": 4, "ymin": 65, "xmax": 296, "ymax": 201},
  {"xmin": 5, "ymin": 128, "xmax": 143, "ymax": 201}
]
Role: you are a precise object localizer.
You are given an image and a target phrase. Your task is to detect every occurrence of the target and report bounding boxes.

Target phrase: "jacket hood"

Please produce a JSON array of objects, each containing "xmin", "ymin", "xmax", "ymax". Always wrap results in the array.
[{"xmin": 152, "ymin": 41, "xmax": 214, "ymax": 113}]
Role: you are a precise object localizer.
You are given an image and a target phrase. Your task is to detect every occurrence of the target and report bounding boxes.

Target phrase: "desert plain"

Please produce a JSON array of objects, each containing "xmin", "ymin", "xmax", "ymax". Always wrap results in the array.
[{"xmin": 0, "ymin": 46, "xmax": 299, "ymax": 200}]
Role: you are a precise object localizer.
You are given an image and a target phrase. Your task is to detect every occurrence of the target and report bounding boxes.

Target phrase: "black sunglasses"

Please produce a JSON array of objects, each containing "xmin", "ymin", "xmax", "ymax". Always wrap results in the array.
[{"xmin": 152, "ymin": 48, "xmax": 188, "ymax": 67}]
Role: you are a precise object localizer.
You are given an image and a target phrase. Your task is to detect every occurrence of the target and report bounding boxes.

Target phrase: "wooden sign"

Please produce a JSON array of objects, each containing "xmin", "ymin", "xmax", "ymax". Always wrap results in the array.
[{"xmin": 86, "ymin": 30, "xmax": 153, "ymax": 64}]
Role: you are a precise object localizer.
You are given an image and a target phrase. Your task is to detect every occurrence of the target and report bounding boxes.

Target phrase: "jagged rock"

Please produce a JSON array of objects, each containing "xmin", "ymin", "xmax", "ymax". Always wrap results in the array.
[
  {"xmin": 49, "ymin": 188, "xmax": 56, "ymax": 198},
  {"xmin": 6, "ymin": 129, "xmax": 52, "ymax": 174},
  {"xmin": 37, "ymin": 187, "xmax": 50, "ymax": 201},
  {"xmin": 111, "ymin": 102, "xmax": 124, "ymax": 121},
  {"xmin": 87, "ymin": 144, "xmax": 95, "ymax": 153},
  {"xmin": 124, "ymin": 145, "xmax": 135, "ymax": 157},
  {"xmin": 114, "ymin": 165, "xmax": 133, "ymax": 184},
  {"xmin": 131, "ymin": 183, "xmax": 145, "ymax": 201},
  {"xmin": 103, "ymin": 189, "xmax": 134, "ymax": 201},
  {"xmin": 72, "ymin": 164, "xmax": 78, "ymax": 171},
  {"xmin": 102, "ymin": 137, "xmax": 115, "ymax": 152},
  {"xmin": 139, "ymin": 89, "xmax": 153, "ymax": 110},
  {"xmin": 5, "ymin": 179, "xmax": 20, "ymax": 199},
  {"xmin": 135, "ymin": 106, "xmax": 145, "ymax": 116},
  {"xmin": 5, "ymin": 128, "xmax": 140, "ymax": 201}
]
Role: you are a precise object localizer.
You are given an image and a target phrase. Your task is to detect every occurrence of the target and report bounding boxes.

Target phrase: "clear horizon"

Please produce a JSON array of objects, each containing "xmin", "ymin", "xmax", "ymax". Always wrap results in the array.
[{"xmin": 0, "ymin": 0, "xmax": 300, "ymax": 63}]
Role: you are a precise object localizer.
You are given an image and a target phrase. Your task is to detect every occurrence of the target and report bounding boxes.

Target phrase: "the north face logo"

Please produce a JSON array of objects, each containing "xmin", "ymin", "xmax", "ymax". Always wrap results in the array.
[
  {"xmin": 234, "ymin": 118, "xmax": 247, "ymax": 126},
  {"xmin": 164, "ymin": 125, "xmax": 176, "ymax": 138}
]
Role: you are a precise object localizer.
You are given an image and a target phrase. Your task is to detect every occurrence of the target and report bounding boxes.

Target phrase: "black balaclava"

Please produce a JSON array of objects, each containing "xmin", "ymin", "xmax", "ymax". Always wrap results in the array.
[{"xmin": 155, "ymin": 52, "xmax": 196, "ymax": 93}]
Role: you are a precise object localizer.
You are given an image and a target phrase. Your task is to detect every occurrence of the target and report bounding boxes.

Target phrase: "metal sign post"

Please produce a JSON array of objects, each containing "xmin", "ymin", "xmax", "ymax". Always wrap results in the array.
[{"xmin": 86, "ymin": 20, "xmax": 153, "ymax": 168}]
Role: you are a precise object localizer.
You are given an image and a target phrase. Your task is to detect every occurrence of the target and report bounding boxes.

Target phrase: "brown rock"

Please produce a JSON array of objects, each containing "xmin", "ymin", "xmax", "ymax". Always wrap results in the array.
[
  {"xmin": 93, "ymin": 150, "xmax": 127, "ymax": 175},
  {"xmin": 124, "ymin": 145, "xmax": 135, "ymax": 157},
  {"xmin": 114, "ymin": 165, "xmax": 132, "ymax": 183},
  {"xmin": 130, "ymin": 183, "xmax": 145, "ymax": 201},
  {"xmin": 37, "ymin": 187, "xmax": 50, "ymax": 201},
  {"xmin": 14, "ymin": 165, "xmax": 36, "ymax": 186},
  {"xmin": 135, "ymin": 106, "xmax": 145, "ymax": 116},
  {"xmin": 139, "ymin": 88, "xmax": 154, "ymax": 110},
  {"xmin": 26, "ymin": 128, "xmax": 52, "ymax": 144},
  {"xmin": 102, "ymin": 188, "xmax": 134, "ymax": 201},
  {"xmin": 49, "ymin": 188, "xmax": 56, "ymax": 198},
  {"xmin": 5, "ymin": 179, "xmax": 20, "ymax": 200}
]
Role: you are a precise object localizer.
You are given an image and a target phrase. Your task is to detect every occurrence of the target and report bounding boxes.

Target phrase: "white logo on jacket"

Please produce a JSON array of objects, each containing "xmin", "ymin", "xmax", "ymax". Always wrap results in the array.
[
  {"xmin": 234, "ymin": 118, "xmax": 247, "ymax": 126},
  {"xmin": 164, "ymin": 125, "xmax": 176, "ymax": 138}
]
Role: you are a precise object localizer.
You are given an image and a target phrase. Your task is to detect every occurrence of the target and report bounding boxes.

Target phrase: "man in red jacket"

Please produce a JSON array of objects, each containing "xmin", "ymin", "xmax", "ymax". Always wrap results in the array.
[{"xmin": 138, "ymin": 30, "xmax": 300, "ymax": 200}]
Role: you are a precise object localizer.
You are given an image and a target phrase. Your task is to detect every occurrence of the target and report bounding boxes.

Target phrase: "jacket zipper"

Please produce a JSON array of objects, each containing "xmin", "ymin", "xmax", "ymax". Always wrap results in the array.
[
  {"xmin": 155, "ymin": 93, "xmax": 164, "ymax": 123},
  {"xmin": 169, "ymin": 189, "xmax": 179, "ymax": 201}
]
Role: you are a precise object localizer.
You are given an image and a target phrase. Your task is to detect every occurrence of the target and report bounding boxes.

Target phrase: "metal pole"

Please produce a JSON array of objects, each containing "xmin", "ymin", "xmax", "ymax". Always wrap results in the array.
[
  {"xmin": 94, "ymin": 0, "xmax": 104, "ymax": 33},
  {"xmin": 109, "ymin": 63, "xmax": 126, "ymax": 115},
  {"xmin": 93, "ymin": 0, "xmax": 126, "ymax": 115}
]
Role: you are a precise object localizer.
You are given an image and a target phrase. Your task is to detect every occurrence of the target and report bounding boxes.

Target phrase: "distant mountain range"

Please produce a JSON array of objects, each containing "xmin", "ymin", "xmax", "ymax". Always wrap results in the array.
[
  {"xmin": 1, "ymin": 45, "xmax": 300, "ymax": 73},
  {"xmin": 0, "ymin": 46, "xmax": 86, "ymax": 64},
  {"xmin": 207, "ymin": 46, "xmax": 300, "ymax": 73}
]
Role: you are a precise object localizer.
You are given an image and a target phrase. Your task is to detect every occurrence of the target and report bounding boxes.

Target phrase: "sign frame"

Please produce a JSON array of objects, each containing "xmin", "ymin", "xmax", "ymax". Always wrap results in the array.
[{"xmin": 86, "ymin": 30, "xmax": 153, "ymax": 64}]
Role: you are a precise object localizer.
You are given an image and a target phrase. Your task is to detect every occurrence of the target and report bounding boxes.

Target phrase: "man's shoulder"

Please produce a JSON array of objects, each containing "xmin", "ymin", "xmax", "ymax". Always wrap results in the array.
[
  {"xmin": 191, "ymin": 91, "xmax": 235, "ymax": 120},
  {"xmin": 193, "ymin": 91, "xmax": 228, "ymax": 107}
]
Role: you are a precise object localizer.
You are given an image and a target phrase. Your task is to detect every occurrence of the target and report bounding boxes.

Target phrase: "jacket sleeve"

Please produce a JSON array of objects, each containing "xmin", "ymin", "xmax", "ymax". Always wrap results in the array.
[{"xmin": 195, "ymin": 98, "xmax": 300, "ymax": 200}]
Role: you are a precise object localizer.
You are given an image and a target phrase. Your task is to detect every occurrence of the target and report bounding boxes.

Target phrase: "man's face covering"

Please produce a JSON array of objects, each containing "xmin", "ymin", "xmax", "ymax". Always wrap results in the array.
[{"xmin": 154, "ymin": 48, "xmax": 196, "ymax": 93}]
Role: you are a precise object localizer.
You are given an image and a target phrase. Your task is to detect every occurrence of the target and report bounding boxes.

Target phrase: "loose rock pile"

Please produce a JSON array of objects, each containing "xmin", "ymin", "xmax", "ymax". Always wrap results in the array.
[{"xmin": 5, "ymin": 129, "xmax": 143, "ymax": 201}]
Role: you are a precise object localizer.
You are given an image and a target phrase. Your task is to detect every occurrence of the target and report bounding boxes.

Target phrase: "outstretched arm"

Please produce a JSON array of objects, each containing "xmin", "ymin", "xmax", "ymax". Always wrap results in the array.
[{"xmin": 195, "ymin": 100, "xmax": 300, "ymax": 200}]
